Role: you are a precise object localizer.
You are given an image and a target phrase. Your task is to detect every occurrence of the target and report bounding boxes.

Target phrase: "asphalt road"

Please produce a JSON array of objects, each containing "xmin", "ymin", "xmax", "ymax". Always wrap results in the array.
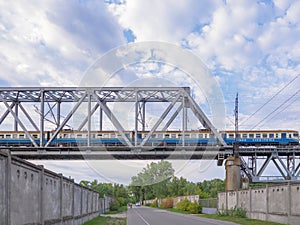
[{"xmin": 127, "ymin": 206, "xmax": 239, "ymax": 225}]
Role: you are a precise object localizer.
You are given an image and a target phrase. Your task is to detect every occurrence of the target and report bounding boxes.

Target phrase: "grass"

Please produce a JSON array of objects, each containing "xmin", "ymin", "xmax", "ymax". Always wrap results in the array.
[
  {"xmin": 83, "ymin": 215, "xmax": 126, "ymax": 225},
  {"xmin": 162, "ymin": 207, "xmax": 191, "ymax": 214},
  {"xmin": 201, "ymin": 214, "xmax": 285, "ymax": 225},
  {"xmin": 105, "ymin": 206, "xmax": 128, "ymax": 215}
]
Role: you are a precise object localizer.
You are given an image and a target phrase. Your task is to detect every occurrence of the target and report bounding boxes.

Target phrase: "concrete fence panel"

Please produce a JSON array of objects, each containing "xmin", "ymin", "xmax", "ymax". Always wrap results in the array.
[
  {"xmin": 218, "ymin": 183, "xmax": 300, "ymax": 225},
  {"xmin": 0, "ymin": 150, "xmax": 101, "ymax": 225}
]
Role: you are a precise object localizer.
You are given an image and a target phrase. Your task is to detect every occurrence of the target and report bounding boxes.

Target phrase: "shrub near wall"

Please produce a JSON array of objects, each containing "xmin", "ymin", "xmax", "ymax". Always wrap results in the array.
[
  {"xmin": 176, "ymin": 199, "xmax": 202, "ymax": 214},
  {"xmin": 161, "ymin": 198, "xmax": 173, "ymax": 209}
]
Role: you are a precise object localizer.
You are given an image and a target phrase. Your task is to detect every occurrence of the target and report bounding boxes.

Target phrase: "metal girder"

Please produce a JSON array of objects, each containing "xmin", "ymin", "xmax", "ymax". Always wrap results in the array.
[
  {"xmin": 0, "ymin": 95, "xmax": 38, "ymax": 147},
  {"xmin": 0, "ymin": 87, "xmax": 228, "ymax": 150},
  {"xmin": 240, "ymin": 151, "xmax": 300, "ymax": 183},
  {"xmin": 0, "ymin": 87, "xmax": 187, "ymax": 103}
]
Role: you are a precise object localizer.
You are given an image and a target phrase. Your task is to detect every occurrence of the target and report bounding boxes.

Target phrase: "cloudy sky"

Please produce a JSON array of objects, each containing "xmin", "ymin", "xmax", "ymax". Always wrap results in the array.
[{"xmin": 0, "ymin": 0, "xmax": 300, "ymax": 184}]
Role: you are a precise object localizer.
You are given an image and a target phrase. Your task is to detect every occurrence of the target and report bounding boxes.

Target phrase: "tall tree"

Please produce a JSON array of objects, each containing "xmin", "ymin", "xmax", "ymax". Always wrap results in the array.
[{"xmin": 129, "ymin": 161, "xmax": 175, "ymax": 201}]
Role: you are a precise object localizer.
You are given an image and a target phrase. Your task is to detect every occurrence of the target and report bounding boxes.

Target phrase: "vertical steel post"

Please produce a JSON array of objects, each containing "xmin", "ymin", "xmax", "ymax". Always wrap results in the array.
[
  {"xmin": 87, "ymin": 94, "xmax": 91, "ymax": 147},
  {"xmin": 142, "ymin": 102, "xmax": 146, "ymax": 131},
  {"xmin": 57, "ymin": 102, "xmax": 61, "ymax": 130},
  {"xmin": 135, "ymin": 92, "xmax": 139, "ymax": 146},
  {"xmin": 14, "ymin": 102, "xmax": 18, "ymax": 131},
  {"xmin": 99, "ymin": 108, "xmax": 103, "ymax": 131},
  {"xmin": 234, "ymin": 93, "xmax": 239, "ymax": 158},
  {"xmin": 40, "ymin": 90, "xmax": 45, "ymax": 147},
  {"xmin": 182, "ymin": 95, "xmax": 187, "ymax": 146}
]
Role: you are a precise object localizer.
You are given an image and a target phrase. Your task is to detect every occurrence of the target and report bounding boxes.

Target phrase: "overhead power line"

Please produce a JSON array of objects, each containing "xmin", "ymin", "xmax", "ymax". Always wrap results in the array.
[
  {"xmin": 258, "ymin": 95, "xmax": 300, "ymax": 128},
  {"xmin": 250, "ymin": 89, "xmax": 300, "ymax": 130},
  {"xmin": 240, "ymin": 74, "xmax": 300, "ymax": 126}
]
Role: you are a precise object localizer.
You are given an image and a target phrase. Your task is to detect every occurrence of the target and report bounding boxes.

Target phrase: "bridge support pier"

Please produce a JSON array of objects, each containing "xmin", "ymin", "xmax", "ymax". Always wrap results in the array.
[{"xmin": 225, "ymin": 156, "xmax": 241, "ymax": 191}]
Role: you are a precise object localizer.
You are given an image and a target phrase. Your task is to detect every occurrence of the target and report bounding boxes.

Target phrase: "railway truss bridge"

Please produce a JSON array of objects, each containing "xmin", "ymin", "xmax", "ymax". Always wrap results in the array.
[{"xmin": 0, "ymin": 87, "xmax": 299, "ymax": 183}]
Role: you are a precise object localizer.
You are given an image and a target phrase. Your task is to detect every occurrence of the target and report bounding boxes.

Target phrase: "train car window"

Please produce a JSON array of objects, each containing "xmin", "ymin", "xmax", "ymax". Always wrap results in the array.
[
  {"xmin": 171, "ymin": 134, "xmax": 176, "ymax": 138},
  {"xmin": 92, "ymin": 134, "xmax": 95, "ymax": 138},
  {"xmin": 111, "ymin": 134, "xmax": 115, "ymax": 138},
  {"xmin": 256, "ymin": 134, "xmax": 261, "ymax": 138},
  {"xmin": 262, "ymin": 134, "xmax": 267, "ymax": 138},
  {"xmin": 0, "ymin": 134, "xmax": 4, "ymax": 138},
  {"xmin": 191, "ymin": 134, "xmax": 197, "ymax": 138},
  {"xmin": 198, "ymin": 134, "xmax": 203, "ymax": 138},
  {"xmin": 165, "ymin": 134, "xmax": 170, "ymax": 138},
  {"xmin": 236, "ymin": 134, "xmax": 240, "ymax": 138},
  {"xmin": 77, "ymin": 134, "xmax": 82, "ymax": 138},
  {"xmin": 6, "ymin": 134, "xmax": 11, "ymax": 138},
  {"xmin": 242, "ymin": 134, "xmax": 247, "ymax": 138},
  {"xmin": 289, "ymin": 134, "xmax": 292, "ymax": 138},
  {"xmin": 157, "ymin": 134, "xmax": 163, "ymax": 139},
  {"xmin": 103, "ymin": 134, "xmax": 109, "ymax": 138},
  {"xmin": 151, "ymin": 134, "xmax": 156, "ymax": 138},
  {"xmin": 12, "ymin": 134, "xmax": 17, "ymax": 139},
  {"xmin": 276, "ymin": 133, "xmax": 279, "ymax": 138},
  {"xmin": 249, "ymin": 134, "xmax": 254, "ymax": 138},
  {"xmin": 97, "ymin": 134, "xmax": 102, "ymax": 137},
  {"xmin": 178, "ymin": 134, "xmax": 182, "ymax": 138},
  {"xmin": 63, "ymin": 134, "xmax": 68, "ymax": 138},
  {"xmin": 229, "ymin": 134, "xmax": 234, "ymax": 138},
  {"xmin": 269, "ymin": 133, "xmax": 274, "ymax": 138},
  {"xmin": 19, "ymin": 134, "xmax": 24, "ymax": 139},
  {"xmin": 185, "ymin": 134, "xmax": 190, "ymax": 138},
  {"xmin": 70, "ymin": 134, "xmax": 75, "ymax": 138},
  {"xmin": 33, "ymin": 134, "xmax": 38, "ymax": 138},
  {"xmin": 294, "ymin": 133, "xmax": 299, "ymax": 137}
]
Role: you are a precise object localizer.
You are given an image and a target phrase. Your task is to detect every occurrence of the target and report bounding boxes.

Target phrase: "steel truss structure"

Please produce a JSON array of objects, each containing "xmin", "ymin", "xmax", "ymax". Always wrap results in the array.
[
  {"xmin": 239, "ymin": 147, "xmax": 300, "ymax": 183},
  {"xmin": 1, "ymin": 87, "xmax": 300, "ymax": 183},
  {"xmin": 0, "ymin": 87, "xmax": 226, "ymax": 148}
]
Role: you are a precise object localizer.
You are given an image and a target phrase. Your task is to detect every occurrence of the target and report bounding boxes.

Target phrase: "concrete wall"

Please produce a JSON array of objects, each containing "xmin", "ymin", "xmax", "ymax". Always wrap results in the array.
[
  {"xmin": 218, "ymin": 183, "xmax": 300, "ymax": 225},
  {"xmin": 0, "ymin": 150, "xmax": 101, "ymax": 225}
]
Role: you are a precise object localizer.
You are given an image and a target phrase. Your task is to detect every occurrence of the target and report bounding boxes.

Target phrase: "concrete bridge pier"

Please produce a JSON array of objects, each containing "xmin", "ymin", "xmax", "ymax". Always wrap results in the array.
[{"xmin": 225, "ymin": 156, "xmax": 241, "ymax": 191}]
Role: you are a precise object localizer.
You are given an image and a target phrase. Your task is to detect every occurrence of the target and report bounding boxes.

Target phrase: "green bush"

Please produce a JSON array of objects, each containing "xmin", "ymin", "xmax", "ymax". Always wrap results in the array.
[
  {"xmin": 218, "ymin": 206, "xmax": 246, "ymax": 218},
  {"xmin": 176, "ymin": 199, "xmax": 191, "ymax": 211},
  {"xmin": 187, "ymin": 202, "xmax": 201, "ymax": 214},
  {"xmin": 176, "ymin": 199, "xmax": 201, "ymax": 214},
  {"xmin": 161, "ymin": 198, "xmax": 173, "ymax": 209},
  {"xmin": 117, "ymin": 197, "xmax": 128, "ymax": 207},
  {"xmin": 151, "ymin": 200, "xmax": 157, "ymax": 207},
  {"xmin": 110, "ymin": 199, "xmax": 120, "ymax": 211}
]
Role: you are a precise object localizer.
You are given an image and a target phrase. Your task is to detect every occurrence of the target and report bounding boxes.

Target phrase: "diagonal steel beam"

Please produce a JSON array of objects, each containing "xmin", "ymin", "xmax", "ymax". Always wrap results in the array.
[
  {"xmin": 45, "ymin": 93, "xmax": 87, "ymax": 147},
  {"xmin": 272, "ymin": 159, "xmax": 288, "ymax": 179},
  {"xmin": 295, "ymin": 163, "xmax": 300, "ymax": 177},
  {"xmin": 276, "ymin": 156, "xmax": 292, "ymax": 178},
  {"xmin": 77, "ymin": 103, "xmax": 99, "ymax": 131},
  {"xmin": 18, "ymin": 103, "xmax": 39, "ymax": 131},
  {"xmin": 94, "ymin": 94, "xmax": 133, "ymax": 147},
  {"xmin": 257, "ymin": 155, "xmax": 273, "ymax": 176},
  {"xmin": 140, "ymin": 94, "xmax": 180, "ymax": 146},
  {"xmin": 0, "ymin": 95, "xmax": 38, "ymax": 147},
  {"xmin": 186, "ymin": 94, "xmax": 226, "ymax": 146},
  {"xmin": 0, "ymin": 102, "xmax": 15, "ymax": 125}
]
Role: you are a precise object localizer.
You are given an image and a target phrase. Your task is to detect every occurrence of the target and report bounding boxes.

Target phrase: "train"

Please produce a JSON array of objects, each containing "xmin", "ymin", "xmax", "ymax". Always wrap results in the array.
[{"xmin": 0, "ymin": 129, "xmax": 298, "ymax": 147}]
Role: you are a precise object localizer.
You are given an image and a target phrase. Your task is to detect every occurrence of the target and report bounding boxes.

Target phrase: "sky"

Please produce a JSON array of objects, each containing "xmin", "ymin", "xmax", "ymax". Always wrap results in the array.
[{"xmin": 0, "ymin": 0, "xmax": 300, "ymax": 185}]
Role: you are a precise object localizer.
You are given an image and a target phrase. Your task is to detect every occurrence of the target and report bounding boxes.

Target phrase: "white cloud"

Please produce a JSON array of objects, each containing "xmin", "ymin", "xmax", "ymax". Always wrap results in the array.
[
  {"xmin": 0, "ymin": 0, "xmax": 125, "ymax": 86},
  {"xmin": 108, "ymin": 0, "xmax": 217, "ymax": 43}
]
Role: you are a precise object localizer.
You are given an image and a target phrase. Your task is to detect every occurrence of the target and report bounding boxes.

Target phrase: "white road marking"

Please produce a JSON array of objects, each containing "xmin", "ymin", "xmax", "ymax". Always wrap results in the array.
[{"xmin": 134, "ymin": 208, "xmax": 151, "ymax": 225}]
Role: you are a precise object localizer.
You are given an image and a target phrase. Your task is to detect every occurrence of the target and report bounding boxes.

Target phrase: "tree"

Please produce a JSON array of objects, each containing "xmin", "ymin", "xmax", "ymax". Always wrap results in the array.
[{"xmin": 129, "ymin": 161, "xmax": 175, "ymax": 201}]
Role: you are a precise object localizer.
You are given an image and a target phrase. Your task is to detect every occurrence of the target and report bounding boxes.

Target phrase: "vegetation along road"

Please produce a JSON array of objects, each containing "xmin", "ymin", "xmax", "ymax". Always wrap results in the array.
[{"xmin": 127, "ymin": 205, "xmax": 238, "ymax": 225}]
